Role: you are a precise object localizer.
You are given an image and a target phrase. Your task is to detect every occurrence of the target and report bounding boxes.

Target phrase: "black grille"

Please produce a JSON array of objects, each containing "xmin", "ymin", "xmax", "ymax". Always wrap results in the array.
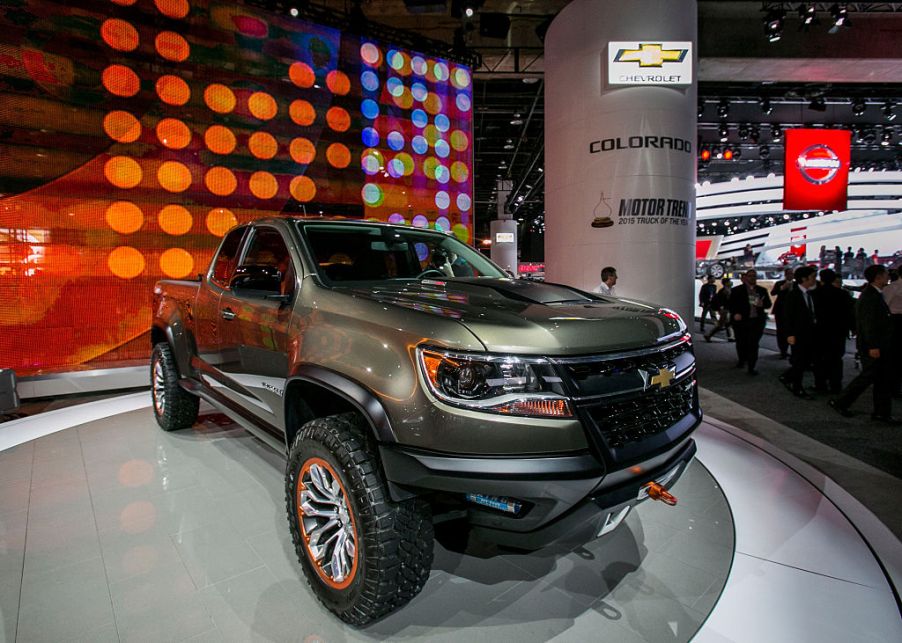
[{"xmin": 586, "ymin": 378, "xmax": 695, "ymax": 450}]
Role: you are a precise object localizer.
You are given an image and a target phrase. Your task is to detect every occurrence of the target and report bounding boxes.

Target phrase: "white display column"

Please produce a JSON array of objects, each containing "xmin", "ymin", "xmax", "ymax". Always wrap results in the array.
[{"xmin": 544, "ymin": 0, "xmax": 697, "ymax": 321}]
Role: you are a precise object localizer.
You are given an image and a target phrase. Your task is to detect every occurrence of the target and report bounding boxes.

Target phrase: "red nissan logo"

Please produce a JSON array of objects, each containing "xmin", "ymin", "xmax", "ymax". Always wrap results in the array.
[{"xmin": 796, "ymin": 144, "xmax": 841, "ymax": 185}]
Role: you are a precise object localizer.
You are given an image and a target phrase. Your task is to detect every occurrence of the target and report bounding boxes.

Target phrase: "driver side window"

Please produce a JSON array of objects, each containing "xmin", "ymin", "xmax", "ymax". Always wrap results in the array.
[{"xmin": 239, "ymin": 228, "xmax": 295, "ymax": 296}]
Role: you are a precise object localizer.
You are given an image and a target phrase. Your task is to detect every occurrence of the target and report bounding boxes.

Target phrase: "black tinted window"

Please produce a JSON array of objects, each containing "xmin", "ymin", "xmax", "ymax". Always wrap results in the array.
[
  {"xmin": 240, "ymin": 227, "xmax": 294, "ymax": 295},
  {"xmin": 210, "ymin": 227, "xmax": 245, "ymax": 287}
]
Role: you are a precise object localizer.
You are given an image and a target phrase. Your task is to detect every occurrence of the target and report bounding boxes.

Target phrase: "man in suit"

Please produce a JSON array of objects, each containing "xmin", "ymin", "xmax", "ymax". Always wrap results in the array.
[
  {"xmin": 770, "ymin": 267, "xmax": 795, "ymax": 359},
  {"xmin": 729, "ymin": 269, "xmax": 772, "ymax": 375},
  {"xmin": 779, "ymin": 266, "xmax": 818, "ymax": 398},
  {"xmin": 883, "ymin": 269, "xmax": 902, "ymax": 397},
  {"xmin": 830, "ymin": 265, "xmax": 900, "ymax": 424},
  {"xmin": 813, "ymin": 269, "xmax": 855, "ymax": 394}
]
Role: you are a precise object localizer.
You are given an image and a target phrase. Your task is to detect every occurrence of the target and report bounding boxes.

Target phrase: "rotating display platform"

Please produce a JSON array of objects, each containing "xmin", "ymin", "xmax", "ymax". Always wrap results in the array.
[{"xmin": 0, "ymin": 394, "xmax": 899, "ymax": 642}]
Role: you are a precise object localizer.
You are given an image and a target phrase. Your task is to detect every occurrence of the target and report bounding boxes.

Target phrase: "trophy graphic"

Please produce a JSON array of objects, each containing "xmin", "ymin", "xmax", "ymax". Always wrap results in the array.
[{"xmin": 591, "ymin": 191, "xmax": 614, "ymax": 228}]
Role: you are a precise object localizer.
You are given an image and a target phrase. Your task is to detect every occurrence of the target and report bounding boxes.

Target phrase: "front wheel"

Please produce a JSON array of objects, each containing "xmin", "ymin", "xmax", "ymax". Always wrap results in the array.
[
  {"xmin": 708, "ymin": 262, "xmax": 725, "ymax": 279},
  {"xmin": 285, "ymin": 413, "xmax": 433, "ymax": 625},
  {"xmin": 150, "ymin": 342, "xmax": 199, "ymax": 431}
]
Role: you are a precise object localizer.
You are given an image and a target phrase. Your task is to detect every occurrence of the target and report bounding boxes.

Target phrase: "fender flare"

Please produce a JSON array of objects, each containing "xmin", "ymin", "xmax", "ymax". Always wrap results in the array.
[
  {"xmin": 151, "ymin": 314, "xmax": 194, "ymax": 379},
  {"xmin": 286, "ymin": 365, "xmax": 397, "ymax": 444}
]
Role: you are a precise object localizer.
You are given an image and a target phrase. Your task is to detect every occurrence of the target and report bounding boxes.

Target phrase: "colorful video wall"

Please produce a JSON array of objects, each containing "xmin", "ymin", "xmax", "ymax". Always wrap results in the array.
[{"xmin": 0, "ymin": 0, "xmax": 474, "ymax": 375}]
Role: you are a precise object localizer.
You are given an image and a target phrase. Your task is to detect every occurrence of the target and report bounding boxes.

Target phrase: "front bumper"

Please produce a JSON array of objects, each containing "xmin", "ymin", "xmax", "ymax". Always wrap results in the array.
[{"xmin": 379, "ymin": 434, "xmax": 697, "ymax": 549}]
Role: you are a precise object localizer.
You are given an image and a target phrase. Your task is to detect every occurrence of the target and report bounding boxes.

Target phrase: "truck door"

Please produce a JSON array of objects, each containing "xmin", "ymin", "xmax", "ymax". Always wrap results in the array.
[
  {"xmin": 193, "ymin": 226, "xmax": 247, "ymax": 378},
  {"xmin": 216, "ymin": 226, "xmax": 294, "ymax": 432}
]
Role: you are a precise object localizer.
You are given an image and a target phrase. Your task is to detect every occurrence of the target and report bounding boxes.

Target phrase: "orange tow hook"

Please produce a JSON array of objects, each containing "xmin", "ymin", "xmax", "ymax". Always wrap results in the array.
[{"xmin": 645, "ymin": 481, "xmax": 678, "ymax": 506}]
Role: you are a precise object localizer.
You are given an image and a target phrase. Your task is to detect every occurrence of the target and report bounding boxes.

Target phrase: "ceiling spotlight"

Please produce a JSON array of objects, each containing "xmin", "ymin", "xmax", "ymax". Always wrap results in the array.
[
  {"xmin": 759, "ymin": 144, "xmax": 771, "ymax": 159},
  {"xmin": 510, "ymin": 113, "xmax": 524, "ymax": 125},
  {"xmin": 718, "ymin": 123, "xmax": 729, "ymax": 142},
  {"xmin": 714, "ymin": 147, "xmax": 723, "ymax": 160},
  {"xmin": 697, "ymin": 101, "xmax": 705, "ymax": 118},
  {"xmin": 760, "ymin": 97, "xmax": 773, "ymax": 115},
  {"xmin": 884, "ymin": 101, "xmax": 897, "ymax": 121},
  {"xmin": 829, "ymin": 4, "xmax": 849, "ymax": 32},
  {"xmin": 798, "ymin": 3, "xmax": 816, "ymax": 25},
  {"xmin": 771, "ymin": 124, "xmax": 783, "ymax": 142},
  {"xmin": 289, "ymin": 7, "xmax": 299, "ymax": 17},
  {"xmin": 881, "ymin": 130, "xmax": 893, "ymax": 146},
  {"xmin": 733, "ymin": 147, "xmax": 743, "ymax": 160},
  {"xmin": 749, "ymin": 125, "xmax": 761, "ymax": 143},
  {"xmin": 809, "ymin": 97, "xmax": 827, "ymax": 112},
  {"xmin": 738, "ymin": 124, "xmax": 750, "ymax": 141},
  {"xmin": 852, "ymin": 99, "xmax": 866, "ymax": 116},
  {"xmin": 465, "ymin": 6, "xmax": 474, "ymax": 17},
  {"xmin": 723, "ymin": 148, "xmax": 734, "ymax": 161},
  {"xmin": 764, "ymin": 8, "xmax": 785, "ymax": 42},
  {"xmin": 717, "ymin": 99, "xmax": 729, "ymax": 119}
]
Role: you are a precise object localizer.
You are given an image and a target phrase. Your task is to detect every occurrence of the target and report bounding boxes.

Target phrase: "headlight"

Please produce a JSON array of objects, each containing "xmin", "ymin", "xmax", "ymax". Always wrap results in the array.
[{"xmin": 417, "ymin": 347, "xmax": 572, "ymax": 418}]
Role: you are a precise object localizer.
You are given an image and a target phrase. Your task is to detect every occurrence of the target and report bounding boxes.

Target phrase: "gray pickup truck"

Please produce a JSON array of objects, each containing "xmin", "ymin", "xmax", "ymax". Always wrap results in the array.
[{"xmin": 151, "ymin": 217, "xmax": 700, "ymax": 625}]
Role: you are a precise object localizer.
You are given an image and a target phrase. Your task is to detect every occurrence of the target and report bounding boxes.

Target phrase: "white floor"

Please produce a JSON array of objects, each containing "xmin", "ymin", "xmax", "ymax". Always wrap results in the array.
[{"xmin": 0, "ymin": 394, "xmax": 900, "ymax": 642}]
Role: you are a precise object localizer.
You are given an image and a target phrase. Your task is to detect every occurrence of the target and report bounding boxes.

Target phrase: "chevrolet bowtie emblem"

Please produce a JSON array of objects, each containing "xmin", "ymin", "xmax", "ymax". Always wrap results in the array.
[
  {"xmin": 614, "ymin": 44, "xmax": 688, "ymax": 68},
  {"xmin": 649, "ymin": 367, "xmax": 675, "ymax": 389}
]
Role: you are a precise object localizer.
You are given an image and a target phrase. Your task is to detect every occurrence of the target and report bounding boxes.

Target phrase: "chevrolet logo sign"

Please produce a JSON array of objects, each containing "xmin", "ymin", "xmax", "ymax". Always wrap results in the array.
[
  {"xmin": 650, "ymin": 367, "xmax": 675, "ymax": 388},
  {"xmin": 640, "ymin": 366, "xmax": 676, "ymax": 390},
  {"xmin": 614, "ymin": 44, "xmax": 688, "ymax": 68}
]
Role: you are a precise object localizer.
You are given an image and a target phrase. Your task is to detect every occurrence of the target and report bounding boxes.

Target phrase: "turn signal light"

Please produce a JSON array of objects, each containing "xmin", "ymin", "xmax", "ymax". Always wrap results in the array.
[{"xmin": 497, "ymin": 398, "xmax": 572, "ymax": 417}]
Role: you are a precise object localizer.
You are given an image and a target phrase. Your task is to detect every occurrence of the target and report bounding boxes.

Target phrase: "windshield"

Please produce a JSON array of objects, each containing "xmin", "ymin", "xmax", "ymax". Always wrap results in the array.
[{"xmin": 296, "ymin": 223, "xmax": 508, "ymax": 284}]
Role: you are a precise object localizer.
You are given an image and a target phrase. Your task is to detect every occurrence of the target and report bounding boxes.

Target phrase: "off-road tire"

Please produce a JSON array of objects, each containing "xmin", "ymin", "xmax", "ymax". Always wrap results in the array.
[
  {"xmin": 150, "ymin": 342, "xmax": 199, "ymax": 431},
  {"xmin": 286, "ymin": 413, "xmax": 434, "ymax": 626}
]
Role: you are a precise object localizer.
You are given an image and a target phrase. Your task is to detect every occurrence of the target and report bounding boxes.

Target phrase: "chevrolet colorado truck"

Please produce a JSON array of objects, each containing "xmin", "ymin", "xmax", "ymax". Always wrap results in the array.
[{"xmin": 151, "ymin": 217, "xmax": 701, "ymax": 625}]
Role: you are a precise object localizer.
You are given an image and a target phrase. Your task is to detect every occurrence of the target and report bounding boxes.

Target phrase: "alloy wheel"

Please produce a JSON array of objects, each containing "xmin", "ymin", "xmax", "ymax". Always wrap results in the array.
[
  {"xmin": 152, "ymin": 358, "xmax": 166, "ymax": 415},
  {"xmin": 297, "ymin": 457, "xmax": 358, "ymax": 589}
]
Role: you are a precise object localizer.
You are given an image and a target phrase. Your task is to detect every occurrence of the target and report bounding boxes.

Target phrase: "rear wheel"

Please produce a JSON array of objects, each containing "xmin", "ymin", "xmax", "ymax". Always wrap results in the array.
[
  {"xmin": 286, "ymin": 413, "xmax": 433, "ymax": 625},
  {"xmin": 150, "ymin": 342, "xmax": 199, "ymax": 431}
]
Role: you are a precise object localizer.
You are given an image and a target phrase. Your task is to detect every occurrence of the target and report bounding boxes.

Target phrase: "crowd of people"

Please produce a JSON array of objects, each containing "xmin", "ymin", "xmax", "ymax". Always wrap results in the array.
[
  {"xmin": 699, "ymin": 264, "xmax": 902, "ymax": 425},
  {"xmin": 817, "ymin": 245, "xmax": 887, "ymax": 279}
]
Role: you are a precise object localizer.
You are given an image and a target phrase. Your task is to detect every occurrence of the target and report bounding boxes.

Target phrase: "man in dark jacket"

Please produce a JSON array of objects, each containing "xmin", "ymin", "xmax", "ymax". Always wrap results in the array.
[
  {"xmin": 779, "ymin": 266, "xmax": 818, "ymax": 398},
  {"xmin": 830, "ymin": 265, "xmax": 900, "ymax": 424},
  {"xmin": 704, "ymin": 278, "xmax": 734, "ymax": 342},
  {"xmin": 729, "ymin": 269, "xmax": 772, "ymax": 375},
  {"xmin": 813, "ymin": 269, "xmax": 854, "ymax": 393},
  {"xmin": 698, "ymin": 275, "xmax": 718, "ymax": 332},
  {"xmin": 770, "ymin": 267, "xmax": 795, "ymax": 358}
]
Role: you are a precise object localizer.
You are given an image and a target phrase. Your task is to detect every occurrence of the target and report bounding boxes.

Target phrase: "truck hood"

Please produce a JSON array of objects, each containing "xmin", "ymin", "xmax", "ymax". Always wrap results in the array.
[{"xmin": 344, "ymin": 278, "xmax": 684, "ymax": 355}]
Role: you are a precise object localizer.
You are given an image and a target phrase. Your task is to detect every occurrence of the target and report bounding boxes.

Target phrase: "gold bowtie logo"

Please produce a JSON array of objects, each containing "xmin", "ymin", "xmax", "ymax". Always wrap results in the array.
[
  {"xmin": 614, "ymin": 44, "xmax": 688, "ymax": 68},
  {"xmin": 649, "ymin": 367, "xmax": 675, "ymax": 389}
]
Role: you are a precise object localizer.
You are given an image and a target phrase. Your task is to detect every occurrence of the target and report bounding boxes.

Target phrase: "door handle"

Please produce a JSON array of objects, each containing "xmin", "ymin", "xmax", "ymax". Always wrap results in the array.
[{"xmin": 221, "ymin": 308, "xmax": 237, "ymax": 320}]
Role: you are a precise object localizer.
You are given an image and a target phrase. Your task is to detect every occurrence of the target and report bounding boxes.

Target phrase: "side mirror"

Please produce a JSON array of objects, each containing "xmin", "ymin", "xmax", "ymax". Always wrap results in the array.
[{"xmin": 230, "ymin": 265, "xmax": 282, "ymax": 297}]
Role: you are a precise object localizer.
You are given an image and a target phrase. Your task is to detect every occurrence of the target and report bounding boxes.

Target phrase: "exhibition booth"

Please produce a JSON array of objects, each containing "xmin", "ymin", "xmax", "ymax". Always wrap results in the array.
[{"xmin": 1, "ymin": 0, "xmax": 901, "ymax": 640}]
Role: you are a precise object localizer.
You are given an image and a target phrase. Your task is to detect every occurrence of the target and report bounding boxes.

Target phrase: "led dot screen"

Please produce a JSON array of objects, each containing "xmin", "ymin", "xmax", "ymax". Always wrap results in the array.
[{"xmin": 0, "ymin": 0, "xmax": 473, "ymax": 375}]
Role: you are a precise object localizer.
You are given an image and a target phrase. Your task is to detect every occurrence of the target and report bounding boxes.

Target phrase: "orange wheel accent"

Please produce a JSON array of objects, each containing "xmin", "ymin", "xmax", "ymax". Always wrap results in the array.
[{"xmin": 296, "ymin": 457, "xmax": 359, "ymax": 590}]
